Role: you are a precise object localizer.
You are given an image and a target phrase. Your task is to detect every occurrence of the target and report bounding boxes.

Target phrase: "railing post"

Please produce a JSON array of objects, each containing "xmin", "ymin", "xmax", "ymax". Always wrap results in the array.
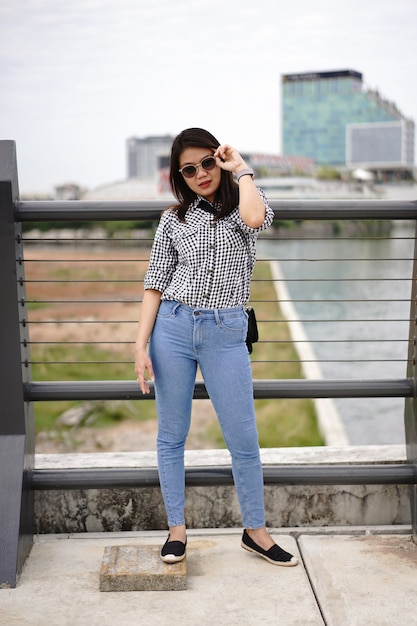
[
  {"xmin": 0, "ymin": 141, "xmax": 34, "ymax": 588},
  {"xmin": 405, "ymin": 218, "xmax": 417, "ymax": 542}
]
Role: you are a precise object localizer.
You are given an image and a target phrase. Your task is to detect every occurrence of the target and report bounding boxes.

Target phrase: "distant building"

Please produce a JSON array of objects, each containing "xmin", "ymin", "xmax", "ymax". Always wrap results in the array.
[
  {"xmin": 54, "ymin": 183, "xmax": 83, "ymax": 200},
  {"xmin": 246, "ymin": 153, "xmax": 315, "ymax": 177},
  {"xmin": 282, "ymin": 69, "xmax": 415, "ymax": 178},
  {"xmin": 346, "ymin": 120, "xmax": 414, "ymax": 171},
  {"xmin": 127, "ymin": 135, "xmax": 174, "ymax": 179}
]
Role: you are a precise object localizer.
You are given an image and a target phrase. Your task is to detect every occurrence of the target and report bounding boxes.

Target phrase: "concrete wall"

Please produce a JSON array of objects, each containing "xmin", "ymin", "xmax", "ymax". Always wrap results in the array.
[{"xmin": 34, "ymin": 445, "xmax": 411, "ymax": 533}]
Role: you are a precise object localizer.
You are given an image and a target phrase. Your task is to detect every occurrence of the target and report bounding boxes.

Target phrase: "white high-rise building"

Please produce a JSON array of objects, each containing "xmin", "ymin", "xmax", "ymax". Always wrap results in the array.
[{"xmin": 127, "ymin": 135, "xmax": 174, "ymax": 179}]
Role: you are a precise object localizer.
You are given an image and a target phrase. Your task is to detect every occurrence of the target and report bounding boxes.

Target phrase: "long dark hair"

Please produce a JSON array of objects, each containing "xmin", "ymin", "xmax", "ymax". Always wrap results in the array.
[{"xmin": 169, "ymin": 128, "xmax": 239, "ymax": 221}]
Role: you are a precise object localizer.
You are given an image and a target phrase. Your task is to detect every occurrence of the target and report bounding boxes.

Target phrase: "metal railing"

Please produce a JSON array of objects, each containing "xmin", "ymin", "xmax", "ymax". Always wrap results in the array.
[
  {"xmin": 19, "ymin": 216, "xmax": 414, "ymax": 380},
  {"xmin": 17, "ymin": 207, "xmax": 417, "ymax": 397},
  {"xmin": 1, "ymin": 139, "xmax": 417, "ymax": 586}
]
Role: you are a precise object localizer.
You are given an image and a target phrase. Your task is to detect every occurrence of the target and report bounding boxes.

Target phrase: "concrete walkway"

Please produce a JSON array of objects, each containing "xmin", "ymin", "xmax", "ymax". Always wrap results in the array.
[{"xmin": 1, "ymin": 526, "xmax": 416, "ymax": 626}]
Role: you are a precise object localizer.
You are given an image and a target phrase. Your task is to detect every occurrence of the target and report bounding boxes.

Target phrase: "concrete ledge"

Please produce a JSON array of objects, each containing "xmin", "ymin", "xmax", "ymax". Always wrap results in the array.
[
  {"xmin": 35, "ymin": 444, "xmax": 407, "ymax": 469},
  {"xmin": 34, "ymin": 445, "xmax": 411, "ymax": 533},
  {"xmin": 99, "ymin": 545, "xmax": 186, "ymax": 592}
]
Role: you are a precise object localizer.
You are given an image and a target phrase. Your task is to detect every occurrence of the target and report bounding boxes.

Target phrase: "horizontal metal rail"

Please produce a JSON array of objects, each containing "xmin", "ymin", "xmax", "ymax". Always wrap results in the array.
[
  {"xmin": 25, "ymin": 378, "xmax": 414, "ymax": 401},
  {"xmin": 22, "ymin": 298, "xmax": 413, "ymax": 304},
  {"xmin": 16, "ymin": 199, "xmax": 417, "ymax": 222},
  {"xmin": 30, "ymin": 463, "xmax": 417, "ymax": 490}
]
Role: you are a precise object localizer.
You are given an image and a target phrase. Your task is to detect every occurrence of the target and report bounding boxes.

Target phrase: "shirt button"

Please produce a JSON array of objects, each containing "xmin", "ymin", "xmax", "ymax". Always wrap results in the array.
[{"xmin": 203, "ymin": 294, "xmax": 209, "ymax": 299}]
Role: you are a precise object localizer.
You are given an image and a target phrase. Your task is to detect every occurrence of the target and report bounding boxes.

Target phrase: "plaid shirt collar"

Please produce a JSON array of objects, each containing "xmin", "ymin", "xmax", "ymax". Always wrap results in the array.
[{"xmin": 192, "ymin": 195, "xmax": 220, "ymax": 216}]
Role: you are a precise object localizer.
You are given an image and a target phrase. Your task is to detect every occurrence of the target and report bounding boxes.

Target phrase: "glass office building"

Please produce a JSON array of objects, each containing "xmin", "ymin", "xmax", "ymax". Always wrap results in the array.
[{"xmin": 282, "ymin": 69, "xmax": 414, "ymax": 170}]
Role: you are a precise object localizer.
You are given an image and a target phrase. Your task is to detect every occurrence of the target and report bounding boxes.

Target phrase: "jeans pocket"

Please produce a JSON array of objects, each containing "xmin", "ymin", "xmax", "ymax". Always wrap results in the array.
[{"xmin": 218, "ymin": 310, "xmax": 246, "ymax": 334}]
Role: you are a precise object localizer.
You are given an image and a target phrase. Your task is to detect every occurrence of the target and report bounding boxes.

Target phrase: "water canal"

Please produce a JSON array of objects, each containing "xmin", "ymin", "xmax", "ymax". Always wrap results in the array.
[{"xmin": 259, "ymin": 220, "xmax": 414, "ymax": 445}]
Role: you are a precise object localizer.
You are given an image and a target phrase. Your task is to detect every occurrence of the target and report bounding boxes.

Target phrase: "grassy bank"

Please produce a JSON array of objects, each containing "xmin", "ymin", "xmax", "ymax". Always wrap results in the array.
[{"xmin": 29, "ymin": 251, "xmax": 323, "ymax": 449}]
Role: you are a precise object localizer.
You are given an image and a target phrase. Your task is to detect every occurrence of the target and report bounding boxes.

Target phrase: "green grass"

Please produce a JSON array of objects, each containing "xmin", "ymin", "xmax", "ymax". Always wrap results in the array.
[
  {"xmin": 31, "ymin": 260, "xmax": 324, "ymax": 448},
  {"xmin": 32, "ymin": 344, "xmax": 157, "ymax": 432}
]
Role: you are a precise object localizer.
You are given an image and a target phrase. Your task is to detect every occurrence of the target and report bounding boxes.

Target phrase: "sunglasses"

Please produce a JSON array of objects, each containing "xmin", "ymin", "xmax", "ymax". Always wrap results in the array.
[{"xmin": 179, "ymin": 156, "xmax": 217, "ymax": 179}]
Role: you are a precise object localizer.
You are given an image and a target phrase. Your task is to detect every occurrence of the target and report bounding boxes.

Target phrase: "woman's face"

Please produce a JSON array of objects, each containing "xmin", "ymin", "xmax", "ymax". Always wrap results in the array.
[{"xmin": 178, "ymin": 146, "xmax": 221, "ymax": 203}]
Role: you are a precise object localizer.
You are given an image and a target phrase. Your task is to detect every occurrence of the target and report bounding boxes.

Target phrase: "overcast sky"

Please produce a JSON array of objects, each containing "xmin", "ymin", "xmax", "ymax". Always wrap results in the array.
[{"xmin": 1, "ymin": 0, "xmax": 416, "ymax": 194}]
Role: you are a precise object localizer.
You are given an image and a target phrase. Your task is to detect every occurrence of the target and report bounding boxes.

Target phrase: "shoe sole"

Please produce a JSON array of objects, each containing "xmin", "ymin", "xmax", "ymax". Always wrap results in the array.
[
  {"xmin": 160, "ymin": 553, "xmax": 186, "ymax": 564},
  {"xmin": 241, "ymin": 541, "xmax": 298, "ymax": 567}
]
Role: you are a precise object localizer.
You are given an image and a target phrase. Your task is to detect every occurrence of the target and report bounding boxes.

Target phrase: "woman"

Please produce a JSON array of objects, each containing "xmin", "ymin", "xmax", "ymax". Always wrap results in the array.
[{"xmin": 134, "ymin": 128, "xmax": 298, "ymax": 567}]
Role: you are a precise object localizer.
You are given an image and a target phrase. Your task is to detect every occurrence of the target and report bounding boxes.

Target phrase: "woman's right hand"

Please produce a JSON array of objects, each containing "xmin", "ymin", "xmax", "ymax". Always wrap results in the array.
[
  {"xmin": 135, "ymin": 347, "xmax": 155, "ymax": 395},
  {"xmin": 134, "ymin": 289, "xmax": 162, "ymax": 394}
]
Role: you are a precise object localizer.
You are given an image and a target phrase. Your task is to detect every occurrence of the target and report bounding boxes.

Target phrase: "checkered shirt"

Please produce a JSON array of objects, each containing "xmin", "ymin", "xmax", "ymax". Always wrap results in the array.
[{"xmin": 144, "ymin": 188, "xmax": 274, "ymax": 309}]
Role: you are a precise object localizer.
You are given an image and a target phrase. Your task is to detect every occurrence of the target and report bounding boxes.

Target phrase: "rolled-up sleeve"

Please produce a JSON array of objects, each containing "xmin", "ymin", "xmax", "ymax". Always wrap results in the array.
[
  {"xmin": 144, "ymin": 211, "xmax": 178, "ymax": 292},
  {"xmin": 258, "ymin": 187, "xmax": 275, "ymax": 231},
  {"xmin": 236, "ymin": 187, "xmax": 274, "ymax": 235}
]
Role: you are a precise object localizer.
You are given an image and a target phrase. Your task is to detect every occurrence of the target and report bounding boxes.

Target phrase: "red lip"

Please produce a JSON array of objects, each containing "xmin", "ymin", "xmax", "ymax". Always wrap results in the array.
[{"xmin": 199, "ymin": 181, "xmax": 211, "ymax": 189}]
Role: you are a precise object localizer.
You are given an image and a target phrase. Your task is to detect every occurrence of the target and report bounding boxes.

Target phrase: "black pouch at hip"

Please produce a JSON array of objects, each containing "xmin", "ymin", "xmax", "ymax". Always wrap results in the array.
[{"xmin": 245, "ymin": 307, "xmax": 258, "ymax": 354}]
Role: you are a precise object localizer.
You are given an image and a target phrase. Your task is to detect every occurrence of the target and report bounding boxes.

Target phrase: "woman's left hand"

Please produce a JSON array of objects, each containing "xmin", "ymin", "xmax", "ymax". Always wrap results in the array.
[
  {"xmin": 214, "ymin": 144, "xmax": 247, "ymax": 175},
  {"xmin": 215, "ymin": 143, "xmax": 266, "ymax": 229}
]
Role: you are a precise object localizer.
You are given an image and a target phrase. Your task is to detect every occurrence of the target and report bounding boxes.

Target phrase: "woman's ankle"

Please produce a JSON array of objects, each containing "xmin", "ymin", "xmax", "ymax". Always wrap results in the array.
[
  {"xmin": 246, "ymin": 527, "xmax": 274, "ymax": 550},
  {"xmin": 168, "ymin": 524, "xmax": 186, "ymax": 543}
]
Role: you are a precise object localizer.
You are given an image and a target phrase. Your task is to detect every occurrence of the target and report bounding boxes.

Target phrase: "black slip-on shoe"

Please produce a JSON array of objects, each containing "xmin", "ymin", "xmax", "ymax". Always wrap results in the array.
[
  {"xmin": 241, "ymin": 529, "xmax": 298, "ymax": 567},
  {"xmin": 160, "ymin": 536, "xmax": 187, "ymax": 563}
]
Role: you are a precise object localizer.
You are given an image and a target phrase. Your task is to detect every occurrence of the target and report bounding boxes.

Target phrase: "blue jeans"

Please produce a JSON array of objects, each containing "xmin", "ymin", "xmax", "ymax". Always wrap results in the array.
[{"xmin": 149, "ymin": 300, "xmax": 265, "ymax": 529}]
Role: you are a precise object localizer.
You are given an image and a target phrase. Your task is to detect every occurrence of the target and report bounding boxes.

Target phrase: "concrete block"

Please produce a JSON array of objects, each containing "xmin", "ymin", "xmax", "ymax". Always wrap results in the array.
[{"xmin": 99, "ymin": 544, "xmax": 187, "ymax": 592}]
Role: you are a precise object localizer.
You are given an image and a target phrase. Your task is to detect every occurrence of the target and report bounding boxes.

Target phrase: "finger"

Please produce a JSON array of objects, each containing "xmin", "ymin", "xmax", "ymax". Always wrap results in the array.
[
  {"xmin": 215, "ymin": 145, "xmax": 229, "ymax": 159},
  {"xmin": 147, "ymin": 364, "xmax": 155, "ymax": 381},
  {"xmin": 137, "ymin": 376, "xmax": 150, "ymax": 395}
]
